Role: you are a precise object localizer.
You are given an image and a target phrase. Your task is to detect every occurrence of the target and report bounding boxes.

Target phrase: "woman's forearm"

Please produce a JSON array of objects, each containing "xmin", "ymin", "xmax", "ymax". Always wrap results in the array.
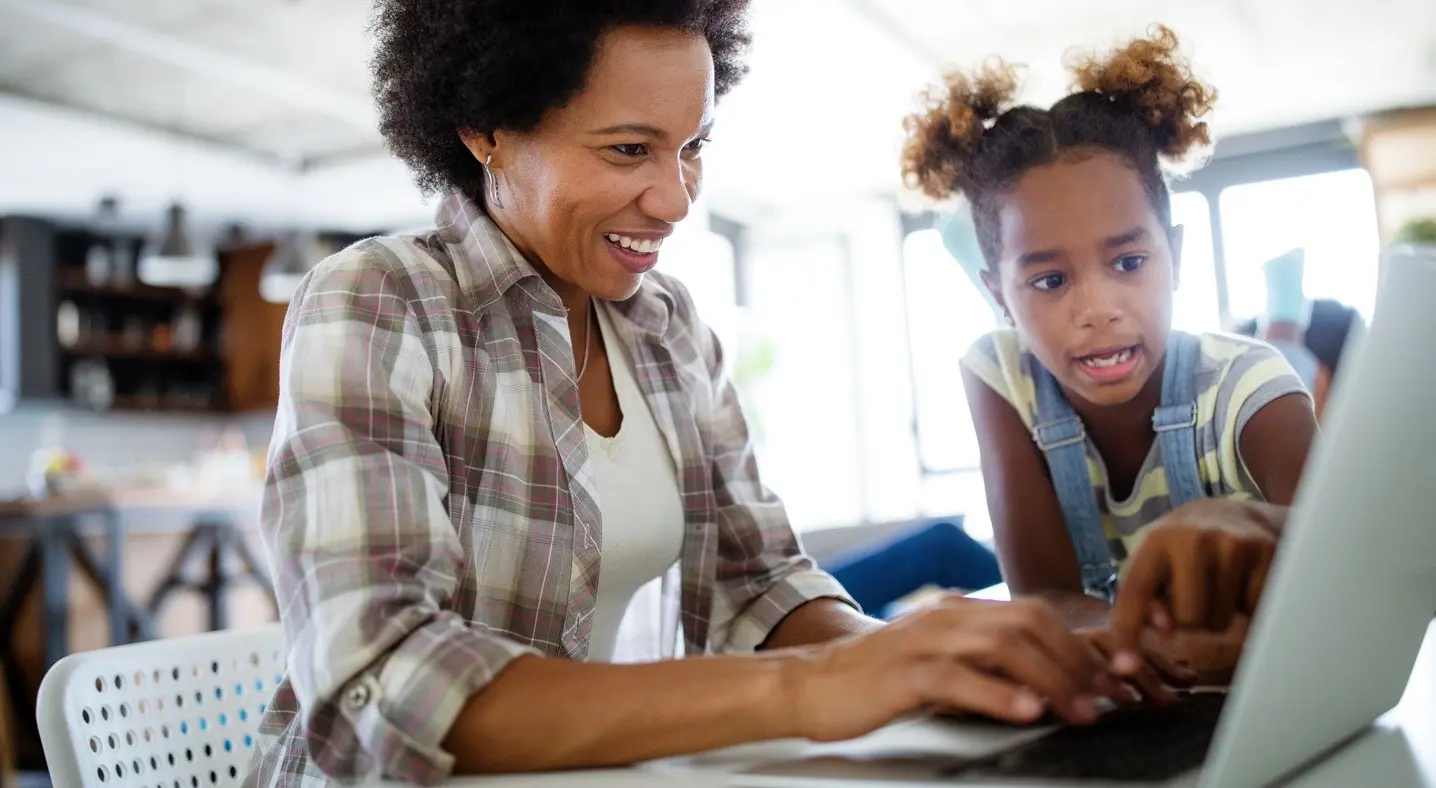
[
  {"xmin": 1031, "ymin": 589, "xmax": 1112, "ymax": 630},
  {"xmin": 444, "ymin": 651, "xmax": 800, "ymax": 774},
  {"xmin": 760, "ymin": 598, "xmax": 883, "ymax": 650}
]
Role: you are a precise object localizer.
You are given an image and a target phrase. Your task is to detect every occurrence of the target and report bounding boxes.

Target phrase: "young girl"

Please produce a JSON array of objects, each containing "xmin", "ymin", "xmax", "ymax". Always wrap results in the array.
[{"xmin": 900, "ymin": 27, "xmax": 1319, "ymax": 673}]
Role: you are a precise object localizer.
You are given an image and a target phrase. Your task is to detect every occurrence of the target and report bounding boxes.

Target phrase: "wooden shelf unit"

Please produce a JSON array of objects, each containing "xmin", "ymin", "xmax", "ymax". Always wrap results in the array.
[{"xmin": 1, "ymin": 216, "xmax": 372, "ymax": 415}]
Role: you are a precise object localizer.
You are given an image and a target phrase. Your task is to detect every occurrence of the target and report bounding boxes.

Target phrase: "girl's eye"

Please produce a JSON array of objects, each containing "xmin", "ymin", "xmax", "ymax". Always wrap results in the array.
[
  {"xmin": 1029, "ymin": 273, "xmax": 1066, "ymax": 292},
  {"xmin": 611, "ymin": 144, "xmax": 647, "ymax": 157},
  {"xmin": 1113, "ymin": 254, "xmax": 1147, "ymax": 273}
]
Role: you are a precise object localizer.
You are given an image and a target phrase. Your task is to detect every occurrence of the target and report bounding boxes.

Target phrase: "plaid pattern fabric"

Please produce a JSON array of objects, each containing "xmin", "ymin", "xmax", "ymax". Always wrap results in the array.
[{"xmin": 243, "ymin": 192, "xmax": 853, "ymax": 786}]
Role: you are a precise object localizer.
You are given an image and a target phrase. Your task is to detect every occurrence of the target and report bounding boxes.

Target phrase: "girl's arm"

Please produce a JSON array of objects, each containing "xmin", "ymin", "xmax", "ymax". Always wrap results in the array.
[
  {"xmin": 1107, "ymin": 393, "xmax": 1318, "ymax": 646},
  {"xmin": 1237, "ymin": 392, "xmax": 1320, "ymax": 509},
  {"xmin": 962, "ymin": 367, "xmax": 1112, "ymax": 629}
]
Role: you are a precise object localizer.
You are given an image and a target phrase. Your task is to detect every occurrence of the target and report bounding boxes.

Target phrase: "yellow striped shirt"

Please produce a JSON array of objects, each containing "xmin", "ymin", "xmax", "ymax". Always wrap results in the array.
[{"xmin": 961, "ymin": 330, "xmax": 1310, "ymax": 558}]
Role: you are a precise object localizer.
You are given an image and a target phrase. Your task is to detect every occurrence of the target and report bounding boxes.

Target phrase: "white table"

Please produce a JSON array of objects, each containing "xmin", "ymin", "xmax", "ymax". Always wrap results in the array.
[{"xmin": 406, "ymin": 585, "xmax": 1436, "ymax": 787}]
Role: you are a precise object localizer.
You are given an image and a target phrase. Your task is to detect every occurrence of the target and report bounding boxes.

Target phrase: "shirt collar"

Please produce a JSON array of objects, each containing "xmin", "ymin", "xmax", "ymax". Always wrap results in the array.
[
  {"xmin": 434, "ymin": 189, "xmax": 675, "ymax": 336},
  {"xmin": 610, "ymin": 275, "xmax": 676, "ymax": 339},
  {"xmin": 434, "ymin": 190, "xmax": 564, "ymax": 314}
]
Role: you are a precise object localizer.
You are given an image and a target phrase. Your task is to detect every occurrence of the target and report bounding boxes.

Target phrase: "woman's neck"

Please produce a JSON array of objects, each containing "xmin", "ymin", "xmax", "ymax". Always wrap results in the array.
[{"xmin": 485, "ymin": 206, "xmax": 591, "ymax": 316}]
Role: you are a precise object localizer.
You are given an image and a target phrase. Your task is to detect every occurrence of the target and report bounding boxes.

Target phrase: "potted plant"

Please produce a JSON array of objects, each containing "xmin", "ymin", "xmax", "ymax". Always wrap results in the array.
[{"xmin": 1395, "ymin": 217, "xmax": 1436, "ymax": 247}]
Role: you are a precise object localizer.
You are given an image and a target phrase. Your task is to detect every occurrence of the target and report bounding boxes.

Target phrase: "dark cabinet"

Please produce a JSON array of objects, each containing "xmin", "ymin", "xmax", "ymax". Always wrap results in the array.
[
  {"xmin": 0, "ymin": 215, "xmax": 290, "ymax": 414},
  {"xmin": 0, "ymin": 216, "xmax": 61, "ymax": 409},
  {"xmin": 219, "ymin": 243, "xmax": 290, "ymax": 412}
]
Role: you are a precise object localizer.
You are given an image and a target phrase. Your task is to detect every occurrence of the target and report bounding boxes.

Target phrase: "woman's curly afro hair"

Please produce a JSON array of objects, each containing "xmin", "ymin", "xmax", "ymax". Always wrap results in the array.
[{"xmin": 371, "ymin": 0, "xmax": 752, "ymax": 198}]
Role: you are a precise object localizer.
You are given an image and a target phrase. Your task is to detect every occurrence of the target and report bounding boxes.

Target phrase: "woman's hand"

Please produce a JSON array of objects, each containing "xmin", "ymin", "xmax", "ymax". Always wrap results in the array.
[
  {"xmin": 1110, "ymin": 499, "xmax": 1279, "ymax": 652},
  {"xmin": 781, "ymin": 596, "xmax": 1123, "ymax": 742}
]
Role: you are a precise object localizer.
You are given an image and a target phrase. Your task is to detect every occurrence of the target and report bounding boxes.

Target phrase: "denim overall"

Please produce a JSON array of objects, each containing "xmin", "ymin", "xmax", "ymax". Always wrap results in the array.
[{"xmin": 1030, "ymin": 331, "xmax": 1207, "ymax": 601}]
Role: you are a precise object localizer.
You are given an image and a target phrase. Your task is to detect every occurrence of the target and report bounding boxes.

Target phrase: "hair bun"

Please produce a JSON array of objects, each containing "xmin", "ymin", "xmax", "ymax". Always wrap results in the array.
[
  {"xmin": 1067, "ymin": 24, "xmax": 1216, "ymax": 164},
  {"xmin": 901, "ymin": 59, "xmax": 1021, "ymax": 201}
]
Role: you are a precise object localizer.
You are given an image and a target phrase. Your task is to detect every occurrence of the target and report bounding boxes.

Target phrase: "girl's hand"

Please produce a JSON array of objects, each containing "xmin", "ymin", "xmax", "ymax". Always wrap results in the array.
[
  {"xmin": 1109, "ymin": 499, "xmax": 1278, "ymax": 655},
  {"xmin": 1145, "ymin": 614, "xmax": 1251, "ymax": 686},
  {"xmin": 1080, "ymin": 627, "xmax": 1195, "ymax": 705}
]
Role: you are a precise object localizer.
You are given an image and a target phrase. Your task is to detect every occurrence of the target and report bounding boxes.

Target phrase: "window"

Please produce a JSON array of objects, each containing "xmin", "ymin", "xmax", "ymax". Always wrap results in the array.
[
  {"xmin": 738, "ymin": 237, "xmax": 865, "ymax": 531},
  {"xmin": 657, "ymin": 220, "xmax": 739, "ymax": 358},
  {"xmin": 903, "ymin": 228, "xmax": 999, "ymax": 475},
  {"xmin": 1219, "ymin": 168, "xmax": 1381, "ymax": 322},
  {"xmin": 1170, "ymin": 191, "xmax": 1221, "ymax": 334}
]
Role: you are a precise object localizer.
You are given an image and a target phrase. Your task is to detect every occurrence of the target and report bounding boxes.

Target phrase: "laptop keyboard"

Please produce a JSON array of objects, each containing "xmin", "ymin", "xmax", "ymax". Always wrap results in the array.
[{"xmin": 942, "ymin": 691, "xmax": 1227, "ymax": 782}]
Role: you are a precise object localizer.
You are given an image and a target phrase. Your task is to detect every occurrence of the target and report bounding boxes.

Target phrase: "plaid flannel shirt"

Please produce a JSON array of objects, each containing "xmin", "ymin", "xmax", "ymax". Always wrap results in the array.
[{"xmin": 243, "ymin": 192, "xmax": 854, "ymax": 786}]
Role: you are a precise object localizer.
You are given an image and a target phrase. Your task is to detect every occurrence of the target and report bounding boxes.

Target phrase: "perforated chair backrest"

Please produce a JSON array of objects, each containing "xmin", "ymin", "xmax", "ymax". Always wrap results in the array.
[{"xmin": 36, "ymin": 624, "xmax": 286, "ymax": 788}]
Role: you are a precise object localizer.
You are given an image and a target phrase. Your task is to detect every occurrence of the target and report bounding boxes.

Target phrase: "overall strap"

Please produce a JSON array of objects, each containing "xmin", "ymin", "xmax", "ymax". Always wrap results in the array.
[
  {"xmin": 1031, "ymin": 361, "xmax": 1116, "ymax": 600},
  {"xmin": 1153, "ymin": 331, "xmax": 1207, "ymax": 508}
]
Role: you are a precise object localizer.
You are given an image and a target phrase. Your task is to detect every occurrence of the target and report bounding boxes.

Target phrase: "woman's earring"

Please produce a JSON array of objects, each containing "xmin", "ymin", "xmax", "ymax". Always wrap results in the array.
[
  {"xmin": 1003, "ymin": 312, "xmax": 1015, "ymax": 327},
  {"xmin": 484, "ymin": 153, "xmax": 503, "ymax": 210}
]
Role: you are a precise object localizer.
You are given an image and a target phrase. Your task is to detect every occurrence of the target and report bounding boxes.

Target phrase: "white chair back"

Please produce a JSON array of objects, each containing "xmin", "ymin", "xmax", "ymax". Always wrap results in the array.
[{"xmin": 36, "ymin": 624, "xmax": 285, "ymax": 788}]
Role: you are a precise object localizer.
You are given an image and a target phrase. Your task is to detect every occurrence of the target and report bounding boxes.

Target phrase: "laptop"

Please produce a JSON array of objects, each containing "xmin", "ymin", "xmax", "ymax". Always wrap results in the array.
[{"xmin": 734, "ymin": 244, "xmax": 1436, "ymax": 787}]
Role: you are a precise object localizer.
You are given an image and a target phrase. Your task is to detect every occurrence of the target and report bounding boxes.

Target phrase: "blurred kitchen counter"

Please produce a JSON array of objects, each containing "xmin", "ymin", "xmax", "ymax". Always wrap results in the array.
[
  {"xmin": 0, "ymin": 484, "xmax": 261, "ymax": 521},
  {"xmin": 0, "ymin": 482, "xmax": 274, "ymax": 773}
]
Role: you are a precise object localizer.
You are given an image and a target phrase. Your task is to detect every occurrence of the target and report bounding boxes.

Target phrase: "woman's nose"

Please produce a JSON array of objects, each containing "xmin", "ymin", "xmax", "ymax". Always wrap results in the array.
[{"xmin": 638, "ymin": 159, "xmax": 694, "ymax": 225}]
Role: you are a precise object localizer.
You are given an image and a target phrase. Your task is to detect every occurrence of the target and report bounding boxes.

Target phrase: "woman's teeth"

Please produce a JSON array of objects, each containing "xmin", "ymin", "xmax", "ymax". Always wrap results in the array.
[
  {"xmin": 605, "ymin": 233, "xmax": 662, "ymax": 255},
  {"xmin": 1080, "ymin": 348, "xmax": 1135, "ymax": 368}
]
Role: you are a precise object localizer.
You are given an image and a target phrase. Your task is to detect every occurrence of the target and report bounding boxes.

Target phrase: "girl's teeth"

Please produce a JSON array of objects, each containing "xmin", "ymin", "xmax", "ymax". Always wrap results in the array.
[{"xmin": 1083, "ymin": 348, "xmax": 1134, "ymax": 368}]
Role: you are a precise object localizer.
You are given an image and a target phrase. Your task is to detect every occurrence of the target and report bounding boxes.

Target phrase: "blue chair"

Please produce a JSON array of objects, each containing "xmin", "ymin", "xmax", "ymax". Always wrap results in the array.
[{"xmin": 826, "ymin": 519, "xmax": 1002, "ymax": 619}]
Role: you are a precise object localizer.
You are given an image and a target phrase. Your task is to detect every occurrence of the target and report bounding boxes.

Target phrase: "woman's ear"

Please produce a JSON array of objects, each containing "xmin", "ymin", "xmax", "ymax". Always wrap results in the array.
[
  {"xmin": 459, "ymin": 129, "xmax": 498, "ymax": 166},
  {"xmin": 1168, "ymin": 223, "xmax": 1185, "ymax": 291}
]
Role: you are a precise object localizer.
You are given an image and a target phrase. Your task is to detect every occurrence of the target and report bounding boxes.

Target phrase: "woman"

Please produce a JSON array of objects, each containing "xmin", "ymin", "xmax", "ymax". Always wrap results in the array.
[
  {"xmin": 244, "ymin": 3, "xmax": 1124, "ymax": 785},
  {"xmin": 900, "ymin": 27, "xmax": 1316, "ymax": 680}
]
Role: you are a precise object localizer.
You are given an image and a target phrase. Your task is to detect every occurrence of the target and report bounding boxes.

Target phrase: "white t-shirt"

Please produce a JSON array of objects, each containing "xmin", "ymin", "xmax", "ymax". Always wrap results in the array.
[{"xmin": 583, "ymin": 304, "xmax": 686, "ymax": 662}]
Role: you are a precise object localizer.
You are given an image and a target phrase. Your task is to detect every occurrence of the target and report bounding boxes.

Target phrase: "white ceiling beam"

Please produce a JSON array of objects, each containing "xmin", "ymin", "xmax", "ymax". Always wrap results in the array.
[
  {"xmin": 0, "ymin": 0, "xmax": 376, "ymax": 130},
  {"xmin": 838, "ymin": 0, "xmax": 947, "ymax": 70}
]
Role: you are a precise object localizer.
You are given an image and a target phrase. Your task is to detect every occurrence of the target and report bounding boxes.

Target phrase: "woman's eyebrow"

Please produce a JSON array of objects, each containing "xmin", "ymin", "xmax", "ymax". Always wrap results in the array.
[
  {"xmin": 1103, "ymin": 226, "xmax": 1148, "ymax": 249},
  {"xmin": 589, "ymin": 119, "xmax": 715, "ymax": 141}
]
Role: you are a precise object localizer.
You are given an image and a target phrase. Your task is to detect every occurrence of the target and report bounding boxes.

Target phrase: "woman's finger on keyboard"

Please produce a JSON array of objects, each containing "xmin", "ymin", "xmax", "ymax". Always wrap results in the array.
[
  {"xmin": 1082, "ymin": 629, "xmax": 1184, "ymax": 706},
  {"xmin": 914, "ymin": 661, "xmax": 1045, "ymax": 724},
  {"xmin": 968, "ymin": 628, "xmax": 1098, "ymax": 724},
  {"xmin": 995, "ymin": 598, "xmax": 1112, "ymax": 695}
]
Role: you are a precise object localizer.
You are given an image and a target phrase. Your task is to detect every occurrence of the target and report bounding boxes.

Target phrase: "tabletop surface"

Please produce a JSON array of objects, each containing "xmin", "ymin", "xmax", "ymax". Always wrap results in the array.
[
  {"xmin": 0, "ymin": 485, "xmax": 261, "ymax": 518},
  {"xmin": 378, "ymin": 584, "xmax": 1436, "ymax": 788}
]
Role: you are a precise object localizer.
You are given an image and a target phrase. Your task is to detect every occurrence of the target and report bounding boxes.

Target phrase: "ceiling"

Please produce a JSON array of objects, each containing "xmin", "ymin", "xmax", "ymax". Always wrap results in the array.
[
  {"xmin": 1, "ymin": 0, "xmax": 1434, "ymax": 230},
  {"xmin": 0, "ymin": 0, "xmax": 377, "ymax": 165}
]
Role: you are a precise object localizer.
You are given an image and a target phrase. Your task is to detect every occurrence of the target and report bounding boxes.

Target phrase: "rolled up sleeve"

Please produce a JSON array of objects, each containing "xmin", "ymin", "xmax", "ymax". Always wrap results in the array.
[
  {"xmin": 673, "ymin": 288, "xmax": 857, "ymax": 654},
  {"xmin": 264, "ymin": 250, "xmax": 538, "ymax": 784}
]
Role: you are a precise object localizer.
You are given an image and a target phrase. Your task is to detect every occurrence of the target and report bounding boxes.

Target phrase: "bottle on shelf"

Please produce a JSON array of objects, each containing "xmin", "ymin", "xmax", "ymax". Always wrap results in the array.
[{"xmin": 85, "ymin": 196, "xmax": 121, "ymax": 288}]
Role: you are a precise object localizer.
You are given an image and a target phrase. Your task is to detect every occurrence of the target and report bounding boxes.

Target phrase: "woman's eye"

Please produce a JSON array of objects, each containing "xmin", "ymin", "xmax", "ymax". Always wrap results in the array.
[
  {"xmin": 1029, "ymin": 273, "xmax": 1066, "ymax": 292},
  {"xmin": 611, "ymin": 144, "xmax": 647, "ymax": 158},
  {"xmin": 679, "ymin": 138, "xmax": 711, "ymax": 161},
  {"xmin": 1113, "ymin": 254, "xmax": 1147, "ymax": 273}
]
